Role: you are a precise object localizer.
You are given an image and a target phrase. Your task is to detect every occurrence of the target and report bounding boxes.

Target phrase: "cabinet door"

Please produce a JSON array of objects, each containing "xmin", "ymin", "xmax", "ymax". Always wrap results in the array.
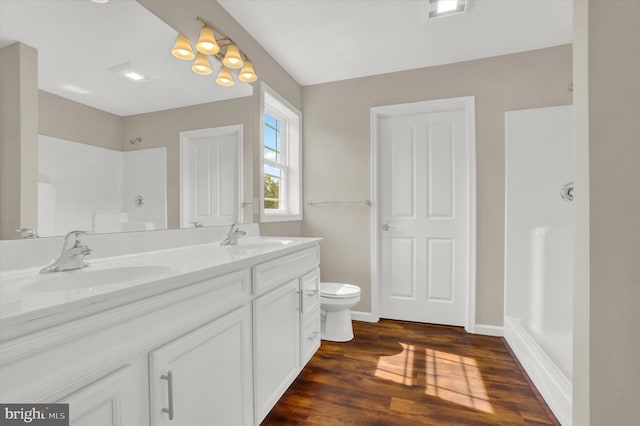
[
  {"xmin": 59, "ymin": 365, "xmax": 136, "ymax": 426},
  {"xmin": 149, "ymin": 305, "xmax": 253, "ymax": 426},
  {"xmin": 253, "ymin": 279, "xmax": 301, "ymax": 423}
]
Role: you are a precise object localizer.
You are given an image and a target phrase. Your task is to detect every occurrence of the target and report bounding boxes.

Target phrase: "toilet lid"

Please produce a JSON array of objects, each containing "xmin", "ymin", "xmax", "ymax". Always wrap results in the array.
[{"xmin": 320, "ymin": 282, "xmax": 361, "ymax": 298}]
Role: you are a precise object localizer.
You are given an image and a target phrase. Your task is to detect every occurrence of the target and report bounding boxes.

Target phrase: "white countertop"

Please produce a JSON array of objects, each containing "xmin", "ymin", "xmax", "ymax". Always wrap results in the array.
[{"xmin": 0, "ymin": 236, "xmax": 321, "ymax": 339}]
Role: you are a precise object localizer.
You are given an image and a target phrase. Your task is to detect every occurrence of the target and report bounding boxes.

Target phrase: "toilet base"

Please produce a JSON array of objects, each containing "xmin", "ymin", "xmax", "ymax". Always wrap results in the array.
[{"xmin": 321, "ymin": 309, "xmax": 354, "ymax": 342}]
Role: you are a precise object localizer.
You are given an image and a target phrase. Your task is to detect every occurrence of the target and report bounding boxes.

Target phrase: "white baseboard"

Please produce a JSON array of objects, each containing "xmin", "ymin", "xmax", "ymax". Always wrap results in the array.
[
  {"xmin": 472, "ymin": 323, "xmax": 504, "ymax": 337},
  {"xmin": 350, "ymin": 311, "xmax": 378, "ymax": 323},
  {"xmin": 504, "ymin": 317, "xmax": 572, "ymax": 426}
]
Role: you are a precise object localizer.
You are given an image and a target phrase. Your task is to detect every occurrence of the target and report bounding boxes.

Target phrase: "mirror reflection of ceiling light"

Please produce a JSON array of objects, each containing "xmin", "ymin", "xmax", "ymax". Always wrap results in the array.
[
  {"xmin": 428, "ymin": 0, "xmax": 468, "ymax": 19},
  {"xmin": 108, "ymin": 62, "xmax": 155, "ymax": 82},
  {"xmin": 170, "ymin": 16, "xmax": 257, "ymax": 87},
  {"xmin": 124, "ymin": 72, "xmax": 145, "ymax": 81}
]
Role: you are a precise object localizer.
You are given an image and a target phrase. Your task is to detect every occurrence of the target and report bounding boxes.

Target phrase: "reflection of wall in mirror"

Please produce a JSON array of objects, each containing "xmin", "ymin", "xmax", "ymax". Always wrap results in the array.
[
  {"xmin": 38, "ymin": 135, "xmax": 167, "ymax": 237},
  {"xmin": 41, "ymin": 89, "xmax": 255, "ymax": 230}
]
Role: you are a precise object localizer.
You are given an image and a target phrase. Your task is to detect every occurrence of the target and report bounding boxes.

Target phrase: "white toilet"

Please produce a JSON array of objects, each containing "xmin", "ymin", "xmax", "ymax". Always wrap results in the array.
[{"xmin": 320, "ymin": 282, "xmax": 361, "ymax": 342}]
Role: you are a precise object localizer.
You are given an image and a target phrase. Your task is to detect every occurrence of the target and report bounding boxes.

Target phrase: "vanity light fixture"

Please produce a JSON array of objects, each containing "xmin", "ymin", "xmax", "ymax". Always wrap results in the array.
[
  {"xmin": 196, "ymin": 26, "xmax": 220, "ymax": 55},
  {"xmin": 216, "ymin": 66, "xmax": 234, "ymax": 87},
  {"xmin": 171, "ymin": 34, "xmax": 195, "ymax": 60},
  {"xmin": 222, "ymin": 44, "xmax": 244, "ymax": 69},
  {"xmin": 191, "ymin": 53, "xmax": 213, "ymax": 75},
  {"xmin": 428, "ymin": 0, "xmax": 468, "ymax": 19},
  {"xmin": 171, "ymin": 17, "xmax": 257, "ymax": 87},
  {"xmin": 238, "ymin": 60, "xmax": 257, "ymax": 83}
]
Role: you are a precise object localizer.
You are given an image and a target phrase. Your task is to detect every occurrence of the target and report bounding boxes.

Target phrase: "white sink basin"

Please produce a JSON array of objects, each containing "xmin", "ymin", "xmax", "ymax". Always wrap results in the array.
[{"xmin": 6, "ymin": 265, "xmax": 173, "ymax": 294}]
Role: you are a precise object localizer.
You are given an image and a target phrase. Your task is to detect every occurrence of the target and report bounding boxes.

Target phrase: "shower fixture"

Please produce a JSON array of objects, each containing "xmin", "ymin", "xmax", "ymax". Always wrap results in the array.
[{"xmin": 560, "ymin": 182, "xmax": 574, "ymax": 202}]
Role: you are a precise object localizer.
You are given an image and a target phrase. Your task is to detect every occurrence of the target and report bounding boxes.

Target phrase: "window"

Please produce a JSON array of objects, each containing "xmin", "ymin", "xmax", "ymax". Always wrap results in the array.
[{"xmin": 260, "ymin": 83, "xmax": 302, "ymax": 222}]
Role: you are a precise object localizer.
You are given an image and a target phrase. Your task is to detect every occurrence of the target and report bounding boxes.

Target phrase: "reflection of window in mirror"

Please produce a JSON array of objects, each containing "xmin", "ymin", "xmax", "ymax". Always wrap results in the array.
[{"xmin": 260, "ymin": 83, "xmax": 302, "ymax": 222}]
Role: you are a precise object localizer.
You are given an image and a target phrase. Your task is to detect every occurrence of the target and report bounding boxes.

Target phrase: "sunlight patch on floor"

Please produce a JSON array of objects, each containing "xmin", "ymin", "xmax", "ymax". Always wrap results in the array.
[
  {"xmin": 374, "ymin": 343, "xmax": 416, "ymax": 385},
  {"xmin": 374, "ymin": 343, "xmax": 494, "ymax": 414}
]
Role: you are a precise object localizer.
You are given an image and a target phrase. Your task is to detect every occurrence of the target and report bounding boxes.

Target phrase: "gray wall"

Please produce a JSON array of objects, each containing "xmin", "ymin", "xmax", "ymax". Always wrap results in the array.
[
  {"xmin": 39, "ymin": 91, "xmax": 123, "ymax": 150},
  {"xmin": 574, "ymin": 0, "xmax": 640, "ymax": 423},
  {"xmin": 0, "ymin": 43, "xmax": 39, "ymax": 239},
  {"xmin": 301, "ymin": 45, "xmax": 573, "ymax": 325}
]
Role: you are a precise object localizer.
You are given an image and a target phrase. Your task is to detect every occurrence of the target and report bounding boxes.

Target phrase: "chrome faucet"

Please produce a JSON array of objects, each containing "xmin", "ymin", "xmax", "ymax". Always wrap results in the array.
[
  {"xmin": 16, "ymin": 228, "xmax": 39, "ymax": 239},
  {"xmin": 40, "ymin": 230, "xmax": 92, "ymax": 274},
  {"xmin": 220, "ymin": 222, "xmax": 246, "ymax": 246}
]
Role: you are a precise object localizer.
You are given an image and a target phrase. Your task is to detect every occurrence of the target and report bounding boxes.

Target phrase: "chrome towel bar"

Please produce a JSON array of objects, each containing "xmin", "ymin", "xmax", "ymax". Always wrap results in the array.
[{"xmin": 306, "ymin": 200, "xmax": 371, "ymax": 206}]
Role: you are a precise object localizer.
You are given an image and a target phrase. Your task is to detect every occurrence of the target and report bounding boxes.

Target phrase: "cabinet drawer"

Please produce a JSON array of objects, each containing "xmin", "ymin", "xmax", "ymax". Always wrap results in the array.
[
  {"xmin": 253, "ymin": 246, "xmax": 319, "ymax": 296},
  {"xmin": 300, "ymin": 310, "xmax": 321, "ymax": 366},
  {"xmin": 300, "ymin": 268, "xmax": 320, "ymax": 319}
]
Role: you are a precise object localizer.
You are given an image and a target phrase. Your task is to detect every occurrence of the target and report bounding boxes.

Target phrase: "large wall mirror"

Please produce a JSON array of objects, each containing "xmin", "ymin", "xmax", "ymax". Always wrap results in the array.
[{"xmin": 0, "ymin": 0, "xmax": 254, "ymax": 239}]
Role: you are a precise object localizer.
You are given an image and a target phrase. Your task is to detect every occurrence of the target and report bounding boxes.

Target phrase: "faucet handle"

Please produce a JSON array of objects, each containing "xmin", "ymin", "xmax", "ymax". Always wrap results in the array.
[{"xmin": 63, "ymin": 230, "xmax": 89, "ymax": 249}]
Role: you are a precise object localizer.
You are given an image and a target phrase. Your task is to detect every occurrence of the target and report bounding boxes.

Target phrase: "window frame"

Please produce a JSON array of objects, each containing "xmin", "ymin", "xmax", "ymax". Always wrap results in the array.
[
  {"xmin": 263, "ymin": 107, "xmax": 287, "ymax": 211},
  {"xmin": 259, "ymin": 82, "xmax": 302, "ymax": 222}
]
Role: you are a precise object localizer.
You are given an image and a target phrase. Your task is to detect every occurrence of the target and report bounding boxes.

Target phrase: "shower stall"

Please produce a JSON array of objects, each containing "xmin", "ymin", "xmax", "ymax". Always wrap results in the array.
[{"xmin": 504, "ymin": 105, "xmax": 573, "ymax": 425}]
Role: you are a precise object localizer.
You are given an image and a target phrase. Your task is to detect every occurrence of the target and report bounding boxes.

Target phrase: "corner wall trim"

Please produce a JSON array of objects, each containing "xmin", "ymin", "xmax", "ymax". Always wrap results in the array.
[
  {"xmin": 351, "ymin": 311, "xmax": 378, "ymax": 323},
  {"xmin": 471, "ymin": 324, "xmax": 504, "ymax": 337},
  {"xmin": 504, "ymin": 317, "xmax": 572, "ymax": 425}
]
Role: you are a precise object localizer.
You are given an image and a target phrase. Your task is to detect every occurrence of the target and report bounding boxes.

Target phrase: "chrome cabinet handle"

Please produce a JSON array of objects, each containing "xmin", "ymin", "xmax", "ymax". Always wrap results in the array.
[
  {"xmin": 308, "ymin": 331, "xmax": 319, "ymax": 341},
  {"xmin": 161, "ymin": 370, "xmax": 174, "ymax": 420},
  {"xmin": 307, "ymin": 289, "xmax": 319, "ymax": 297},
  {"xmin": 381, "ymin": 224, "xmax": 390, "ymax": 231}
]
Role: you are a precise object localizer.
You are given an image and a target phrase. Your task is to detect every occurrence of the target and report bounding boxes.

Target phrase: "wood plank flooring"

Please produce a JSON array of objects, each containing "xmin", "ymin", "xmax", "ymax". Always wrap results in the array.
[{"xmin": 262, "ymin": 320, "xmax": 559, "ymax": 425}]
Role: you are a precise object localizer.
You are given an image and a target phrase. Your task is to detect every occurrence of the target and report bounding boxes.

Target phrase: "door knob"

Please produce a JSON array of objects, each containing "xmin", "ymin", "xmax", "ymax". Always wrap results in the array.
[{"xmin": 381, "ymin": 224, "xmax": 390, "ymax": 231}]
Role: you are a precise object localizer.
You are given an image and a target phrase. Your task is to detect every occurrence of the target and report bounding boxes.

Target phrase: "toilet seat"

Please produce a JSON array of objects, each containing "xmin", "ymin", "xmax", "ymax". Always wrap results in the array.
[{"xmin": 320, "ymin": 282, "xmax": 361, "ymax": 299}]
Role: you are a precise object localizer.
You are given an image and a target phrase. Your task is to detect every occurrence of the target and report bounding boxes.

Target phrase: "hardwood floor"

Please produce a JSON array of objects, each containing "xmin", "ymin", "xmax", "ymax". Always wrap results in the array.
[{"xmin": 262, "ymin": 320, "xmax": 559, "ymax": 425}]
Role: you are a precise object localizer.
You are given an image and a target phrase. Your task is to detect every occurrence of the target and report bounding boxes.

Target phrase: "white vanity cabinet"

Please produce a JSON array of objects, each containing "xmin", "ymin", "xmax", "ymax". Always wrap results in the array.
[
  {"xmin": 0, "ymin": 268, "xmax": 252, "ymax": 426},
  {"xmin": 0, "ymin": 238, "xmax": 322, "ymax": 426},
  {"xmin": 252, "ymin": 246, "xmax": 321, "ymax": 423},
  {"xmin": 149, "ymin": 305, "xmax": 253, "ymax": 426},
  {"xmin": 299, "ymin": 268, "xmax": 321, "ymax": 366}
]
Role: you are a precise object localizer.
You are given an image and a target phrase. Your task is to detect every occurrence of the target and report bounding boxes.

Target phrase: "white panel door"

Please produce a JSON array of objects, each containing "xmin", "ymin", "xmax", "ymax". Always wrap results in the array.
[
  {"xmin": 180, "ymin": 126, "xmax": 242, "ymax": 227},
  {"xmin": 379, "ymin": 108, "xmax": 470, "ymax": 326}
]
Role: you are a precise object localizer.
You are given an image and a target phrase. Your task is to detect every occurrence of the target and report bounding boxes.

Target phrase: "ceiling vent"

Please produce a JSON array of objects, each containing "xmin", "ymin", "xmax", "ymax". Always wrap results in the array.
[{"xmin": 428, "ymin": 0, "xmax": 468, "ymax": 19}]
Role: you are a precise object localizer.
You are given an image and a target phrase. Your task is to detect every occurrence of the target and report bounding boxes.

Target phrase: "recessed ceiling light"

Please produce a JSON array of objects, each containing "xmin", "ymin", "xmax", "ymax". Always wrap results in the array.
[
  {"xmin": 124, "ymin": 71, "xmax": 145, "ymax": 81},
  {"xmin": 90, "ymin": 0, "xmax": 109, "ymax": 4},
  {"xmin": 108, "ymin": 62, "xmax": 156, "ymax": 82},
  {"xmin": 428, "ymin": 0, "xmax": 468, "ymax": 19}
]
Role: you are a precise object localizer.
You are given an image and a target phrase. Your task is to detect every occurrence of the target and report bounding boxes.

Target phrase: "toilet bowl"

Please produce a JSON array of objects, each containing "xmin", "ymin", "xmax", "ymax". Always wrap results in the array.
[{"xmin": 320, "ymin": 282, "xmax": 361, "ymax": 342}]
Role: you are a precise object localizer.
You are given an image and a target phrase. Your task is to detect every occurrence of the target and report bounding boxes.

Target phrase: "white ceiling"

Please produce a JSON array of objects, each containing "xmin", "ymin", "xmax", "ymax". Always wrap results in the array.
[
  {"xmin": 218, "ymin": 0, "xmax": 573, "ymax": 86},
  {"xmin": 0, "ymin": 0, "xmax": 252, "ymax": 117}
]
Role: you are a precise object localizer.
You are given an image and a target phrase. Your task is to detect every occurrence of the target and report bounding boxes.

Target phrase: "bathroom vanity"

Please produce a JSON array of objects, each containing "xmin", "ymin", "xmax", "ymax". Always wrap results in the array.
[{"xmin": 0, "ymin": 235, "xmax": 321, "ymax": 426}]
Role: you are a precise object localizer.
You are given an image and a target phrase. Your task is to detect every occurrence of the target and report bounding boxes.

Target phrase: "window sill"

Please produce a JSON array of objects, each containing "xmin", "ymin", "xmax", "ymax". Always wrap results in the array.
[{"xmin": 260, "ymin": 212, "xmax": 303, "ymax": 223}]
